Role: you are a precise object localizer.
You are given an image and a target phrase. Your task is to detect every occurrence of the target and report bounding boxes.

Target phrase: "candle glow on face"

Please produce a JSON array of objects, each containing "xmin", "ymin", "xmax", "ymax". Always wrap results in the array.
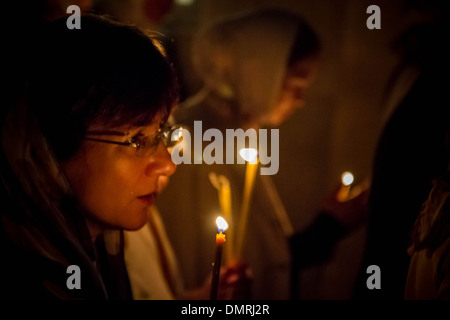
[
  {"xmin": 239, "ymin": 148, "xmax": 258, "ymax": 164},
  {"xmin": 341, "ymin": 171, "xmax": 354, "ymax": 186}
]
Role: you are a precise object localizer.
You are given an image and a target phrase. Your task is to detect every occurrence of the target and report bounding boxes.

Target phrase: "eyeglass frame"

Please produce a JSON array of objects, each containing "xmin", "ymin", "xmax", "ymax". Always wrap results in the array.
[{"xmin": 83, "ymin": 125, "xmax": 183, "ymax": 157}]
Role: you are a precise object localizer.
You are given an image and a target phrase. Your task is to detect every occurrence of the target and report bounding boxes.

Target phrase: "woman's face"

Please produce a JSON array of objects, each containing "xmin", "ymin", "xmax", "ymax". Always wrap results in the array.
[
  {"xmin": 263, "ymin": 56, "xmax": 318, "ymax": 126},
  {"xmin": 62, "ymin": 116, "xmax": 176, "ymax": 237}
]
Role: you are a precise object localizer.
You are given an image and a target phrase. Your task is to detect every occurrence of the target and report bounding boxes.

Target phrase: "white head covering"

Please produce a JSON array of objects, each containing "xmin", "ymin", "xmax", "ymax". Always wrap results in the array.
[{"xmin": 191, "ymin": 8, "xmax": 306, "ymax": 120}]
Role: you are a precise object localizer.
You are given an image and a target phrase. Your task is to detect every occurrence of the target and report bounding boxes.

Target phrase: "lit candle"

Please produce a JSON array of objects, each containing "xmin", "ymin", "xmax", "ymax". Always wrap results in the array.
[
  {"xmin": 336, "ymin": 171, "xmax": 354, "ymax": 202},
  {"xmin": 210, "ymin": 216, "xmax": 228, "ymax": 300},
  {"xmin": 235, "ymin": 148, "xmax": 259, "ymax": 259},
  {"xmin": 209, "ymin": 173, "xmax": 235, "ymax": 265}
]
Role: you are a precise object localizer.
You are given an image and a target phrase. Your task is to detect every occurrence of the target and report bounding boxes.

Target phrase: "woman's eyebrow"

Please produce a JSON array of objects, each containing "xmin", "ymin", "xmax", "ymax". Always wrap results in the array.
[
  {"xmin": 129, "ymin": 124, "xmax": 161, "ymax": 138},
  {"xmin": 85, "ymin": 130, "xmax": 128, "ymax": 136}
]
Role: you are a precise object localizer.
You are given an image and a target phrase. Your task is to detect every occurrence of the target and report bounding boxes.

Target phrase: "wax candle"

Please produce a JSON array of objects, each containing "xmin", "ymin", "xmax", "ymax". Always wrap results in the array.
[
  {"xmin": 336, "ymin": 171, "xmax": 354, "ymax": 202},
  {"xmin": 209, "ymin": 173, "xmax": 235, "ymax": 264},
  {"xmin": 218, "ymin": 176, "xmax": 234, "ymax": 265},
  {"xmin": 235, "ymin": 148, "xmax": 259, "ymax": 259},
  {"xmin": 210, "ymin": 216, "xmax": 228, "ymax": 300}
]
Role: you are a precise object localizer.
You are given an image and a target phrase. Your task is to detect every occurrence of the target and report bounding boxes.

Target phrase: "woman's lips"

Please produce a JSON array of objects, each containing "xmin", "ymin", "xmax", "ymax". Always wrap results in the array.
[{"xmin": 137, "ymin": 193, "xmax": 156, "ymax": 206}]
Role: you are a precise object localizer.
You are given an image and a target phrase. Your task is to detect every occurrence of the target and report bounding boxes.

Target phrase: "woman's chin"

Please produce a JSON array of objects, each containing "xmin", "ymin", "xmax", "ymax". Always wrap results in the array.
[{"xmin": 122, "ymin": 211, "xmax": 149, "ymax": 231}]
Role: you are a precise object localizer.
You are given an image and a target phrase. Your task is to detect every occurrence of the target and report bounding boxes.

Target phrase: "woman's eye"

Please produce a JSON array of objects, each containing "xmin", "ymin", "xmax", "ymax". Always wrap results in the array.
[{"xmin": 129, "ymin": 135, "xmax": 143, "ymax": 148}]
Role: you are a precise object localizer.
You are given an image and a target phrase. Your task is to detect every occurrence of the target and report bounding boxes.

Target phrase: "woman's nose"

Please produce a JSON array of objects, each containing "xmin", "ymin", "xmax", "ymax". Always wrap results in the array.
[{"xmin": 145, "ymin": 142, "xmax": 177, "ymax": 177}]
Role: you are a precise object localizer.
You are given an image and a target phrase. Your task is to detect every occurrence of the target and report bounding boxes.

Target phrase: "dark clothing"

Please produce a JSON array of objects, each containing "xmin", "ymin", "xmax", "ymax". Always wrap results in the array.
[
  {"xmin": 289, "ymin": 213, "xmax": 347, "ymax": 299},
  {"xmin": 353, "ymin": 64, "xmax": 450, "ymax": 299},
  {"xmin": 289, "ymin": 41, "xmax": 450, "ymax": 299}
]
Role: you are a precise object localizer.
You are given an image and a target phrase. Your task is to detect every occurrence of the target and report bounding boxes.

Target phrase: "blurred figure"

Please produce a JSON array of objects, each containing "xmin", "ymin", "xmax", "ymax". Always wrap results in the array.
[
  {"xmin": 186, "ymin": 8, "xmax": 319, "ymax": 129},
  {"xmin": 157, "ymin": 8, "xmax": 320, "ymax": 299},
  {"xmin": 352, "ymin": 0, "xmax": 450, "ymax": 299}
]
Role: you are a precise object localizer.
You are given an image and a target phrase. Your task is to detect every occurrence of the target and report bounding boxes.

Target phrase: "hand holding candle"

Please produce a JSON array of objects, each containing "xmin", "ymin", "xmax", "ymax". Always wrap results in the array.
[
  {"xmin": 323, "ymin": 173, "xmax": 370, "ymax": 231},
  {"xmin": 210, "ymin": 216, "xmax": 228, "ymax": 300}
]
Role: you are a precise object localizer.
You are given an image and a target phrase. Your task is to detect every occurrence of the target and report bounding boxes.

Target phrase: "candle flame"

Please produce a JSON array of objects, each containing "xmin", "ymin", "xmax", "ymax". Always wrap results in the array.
[
  {"xmin": 216, "ymin": 216, "xmax": 228, "ymax": 232},
  {"xmin": 239, "ymin": 148, "xmax": 258, "ymax": 163},
  {"xmin": 341, "ymin": 171, "xmax": 354, "ymax": 186}
]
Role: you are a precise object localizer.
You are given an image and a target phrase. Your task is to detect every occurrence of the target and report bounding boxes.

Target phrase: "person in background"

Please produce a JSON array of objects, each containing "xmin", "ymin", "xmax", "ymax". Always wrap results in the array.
[
  {"xmin": 157, "ymin": 7, "xmax": 321, "ymax": 299},
  {"xmin": 290, "ymin": 0, "xmax": 450, "ymax": 300},
  {"xmin": 405, "ymin": 146, "xmax": 450, "ymax": 300},
  {"xmin": 352, "ymin": 0, "xmax": 450, "ymax": 299}
]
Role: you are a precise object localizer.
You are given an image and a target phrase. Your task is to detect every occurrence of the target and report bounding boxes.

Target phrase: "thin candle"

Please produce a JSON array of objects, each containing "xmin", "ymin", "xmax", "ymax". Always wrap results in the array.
[
  {"xmin": 210, "ymin": 216, "xmax": 228, "ymax": 300},
  {"xmin": 235, "ymin": 148, "xmax": 259, "ymax": 259}
]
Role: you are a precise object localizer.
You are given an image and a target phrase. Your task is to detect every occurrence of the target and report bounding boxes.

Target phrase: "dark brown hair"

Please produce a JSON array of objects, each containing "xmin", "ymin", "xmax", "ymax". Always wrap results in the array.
[{"xmin": 26, "ymin": 14, "xmax": 179, "ymax": 161}]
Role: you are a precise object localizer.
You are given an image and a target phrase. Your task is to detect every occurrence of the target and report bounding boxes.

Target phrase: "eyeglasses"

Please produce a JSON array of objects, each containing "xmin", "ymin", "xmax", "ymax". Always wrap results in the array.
[{"xmin": 84, "ymin": 125, "xmax": 183, "ymax": 157}]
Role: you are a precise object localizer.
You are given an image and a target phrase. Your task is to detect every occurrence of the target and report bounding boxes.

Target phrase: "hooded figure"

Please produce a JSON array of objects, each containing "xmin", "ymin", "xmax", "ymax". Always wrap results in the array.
[
  {"xmin": 157, "ymin": 8, "xmax": 320, "ymax": 299},
  {"xmin": 184, "ymin": 8, "xmax": 320, "ymax": 128}
]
